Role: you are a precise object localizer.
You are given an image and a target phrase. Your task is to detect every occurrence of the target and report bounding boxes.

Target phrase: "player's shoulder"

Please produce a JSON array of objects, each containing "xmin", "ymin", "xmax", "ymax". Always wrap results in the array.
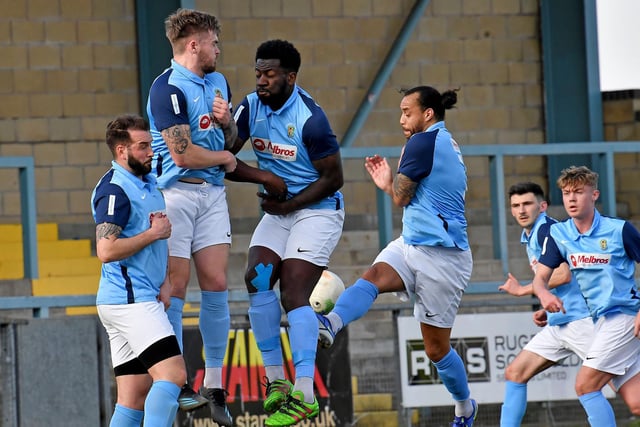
[{"xmin": 94, "ymin": 170, "xmax": 128, "ymax": 200}]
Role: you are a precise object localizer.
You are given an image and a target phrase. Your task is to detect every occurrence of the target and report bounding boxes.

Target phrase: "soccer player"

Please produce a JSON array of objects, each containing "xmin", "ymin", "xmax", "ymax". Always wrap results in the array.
[
  {"xmin": 146, "ymin": 9, "xmax": 237, "ymax": 425},
  {"xmin": 316, "ymin": 86, "xmax": 478, "ymax": 426},
  {"xmin": 533, "ymin": 165, "xmax": 640, "ymax": 426},
  {"xmin": 498, "ymin": 182, "xmax": 593, "ymax": 426},
  {"xmin": 92, "ymin": 114, "xmax": 186, "ymax": 427},
  {"xmin": 229, "ymin": 39, "xmax": 345, "ymax": 426}
]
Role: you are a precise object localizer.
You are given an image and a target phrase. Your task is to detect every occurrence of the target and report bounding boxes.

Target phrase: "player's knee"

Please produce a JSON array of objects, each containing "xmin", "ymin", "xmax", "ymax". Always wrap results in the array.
[
  {"xmin": 629, "ymin": 402, "xmax": 640, "ymax": 417},
  {"xmin": 504, "ymin": 363, "xmax": 527, "ymax": 383}
]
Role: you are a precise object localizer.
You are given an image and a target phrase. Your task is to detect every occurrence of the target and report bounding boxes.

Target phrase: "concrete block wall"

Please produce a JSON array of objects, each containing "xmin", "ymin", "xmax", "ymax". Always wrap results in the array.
[{"xmin": 1, "ymin": 0, "xmax": 639, "ymax": 235}]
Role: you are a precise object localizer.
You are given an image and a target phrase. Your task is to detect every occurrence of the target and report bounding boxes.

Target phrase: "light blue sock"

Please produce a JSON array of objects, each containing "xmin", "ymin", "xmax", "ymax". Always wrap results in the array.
[
  {"xmin": 200, "ymin": 290, "xmax": 230, "ymax": 368},
  {"xmin": 500, "ymin": 381, "xmax": 527, "ymax": 427},
  {"xmin": 332, "ymin": 278, "xmax": 379, "ymax": 328},
  {"xmin": 287, "ymin": 306, "xmax": 318, "ymax": 379},
  {"xmin": 433, "ymin": 347, "xmax": 470, "ymax": 401},
  {"xmin": 144, "ymin": 380, "xmax": 180, "ymax": 427},
  {"xmin": 109, "ymin": 403, "xmax": 143, "ymax": 427},
  {"xmin": 249, "ymin": 290, "xmax": 283, "ymax": 367},
  {"xmin": 166, "ymin": 296, "xmax": 185, "ymax": 352},
  {"xmin": 579, "ymin": 391, "xmax": 616, "ymax": 427}
]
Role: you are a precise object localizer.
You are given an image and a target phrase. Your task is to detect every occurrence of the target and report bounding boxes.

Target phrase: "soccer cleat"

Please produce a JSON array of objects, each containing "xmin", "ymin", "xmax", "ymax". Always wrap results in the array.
[
  {"xmin": 200, "ymin": 387, "xmax": 233, "ymax": 427},
  {"xmin": 265, "ymin": 390, "xmax": 319, "ymax": 426},
  {"xmin": 316, "ymin": 313, "xmax": 336, "ymax": 349},
  {"xmin": 178, "ymin": 384, "xmax": 209, "ymax": 411},
  {"xmin": 263, "ymin": 376, "xmax": 294, "ymax": 414},
  {"xmin": 451, "ymin": 399, "xmax": 478, "ymax": 427}
]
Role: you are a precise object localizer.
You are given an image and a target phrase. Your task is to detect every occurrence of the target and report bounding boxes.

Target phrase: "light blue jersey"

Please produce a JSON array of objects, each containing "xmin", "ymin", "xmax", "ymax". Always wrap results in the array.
[
  {"xmin": 540, "ymin": 209, "xmax": 640, "ymax": 319},
  {"xmin": 91, "ymin": 162, "xmax": 168, "ymax": 305},
  {"xmin": 524, "ymin": 213, "xmax": 590, "ymax": 326},
  {"xmin": 235, "ymin": 85, "xmax": 343, "ymax": 210},
  {"xmin": 147, "ymin": 60, "xmax": 232, "ymax": 189},
  {"xmin": 398, "ymin": 121, "xmax": 468, "ymax": 249}
]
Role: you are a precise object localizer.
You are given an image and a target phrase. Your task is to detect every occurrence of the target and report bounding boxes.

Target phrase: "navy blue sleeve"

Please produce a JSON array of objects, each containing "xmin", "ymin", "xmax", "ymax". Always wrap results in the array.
[
  {"xmin": 538, "ymin": 234, "xmax": 564, "ymax": 269},
  {"xmin": 300, "ymin": 97, "xmax": 339, "ymax": 161},
  {"xmin": 148, "ymin": 72, "xmax": 190, "ymax": 131},
  {"xmin": 622, "ymin": 221, "xmax": 640, "ymax": 262},
  {"xmin": 234, "ymin": 97, "xmax": 251, "ymax": 142},
  {"xmin": 93, "ymin": 182, "xmax": 131, "ymax": 229},
  {"xmin": 536, "ymin": 217, "xmax": 556, "ymax": 248},
  {"xmin": 398, "ymin": 131, "xmax": 436, "ymax": 182}
]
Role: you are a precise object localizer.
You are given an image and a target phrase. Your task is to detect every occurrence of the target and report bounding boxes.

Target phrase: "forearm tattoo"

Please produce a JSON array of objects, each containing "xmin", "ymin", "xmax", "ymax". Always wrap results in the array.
[
  {"xmin": 393, "ymin": 174, "xmax": 417, "ymax": 200},
  {"xmin": 162, "ymin": 125, "xmax": 190, "ymax": 155},
  {"xmin": 222, "ymin": 120, "xmax": 238, "ymax": 150},
  {"xmin": 96, "ymin": 222, "xmax": 122, "ymax": 240}
]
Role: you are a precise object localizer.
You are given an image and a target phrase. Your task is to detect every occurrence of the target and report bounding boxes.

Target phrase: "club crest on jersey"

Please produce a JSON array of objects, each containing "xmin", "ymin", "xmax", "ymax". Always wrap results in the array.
[
  {"xmin": 251, "ymin": 137, "xmax": 297, "ymax": 161},
  {"xmin": 287, "ymin": 124, "xmax": 295, "ymax": 138},
  {"xmin": 600, "ymin": 239, "xmax": 607, "ymax": 250},
  {"xmin": 569, "ymin": 252, "xmax": 611, "ymax": 268}
]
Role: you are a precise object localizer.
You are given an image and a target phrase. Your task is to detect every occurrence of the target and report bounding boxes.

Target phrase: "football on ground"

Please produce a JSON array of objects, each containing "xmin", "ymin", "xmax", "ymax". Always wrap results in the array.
[{"xmin": 309, "ymin": 270, "xmax": 345, "ymax": 314}]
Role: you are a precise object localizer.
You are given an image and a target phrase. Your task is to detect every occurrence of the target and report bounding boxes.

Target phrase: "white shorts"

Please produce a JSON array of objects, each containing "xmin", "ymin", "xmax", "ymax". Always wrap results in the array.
[
  {"xmin": 523, "ymin": 316, "xmax": 594, "ymax": 362},
  {"xmin": 582, "ymin": 313, "xmax": 640, "ymax": 390},
  {"xmin": 98, "ymin": 301, "xmax": 175, "ymax": 367},
  {"xmin": 249, "ymin": 208, "xmax": 344, "ymax": 266},
  {"xmin": 375, "ymin": 237, "xmax": 473, "ymax": 328},
  {"xmin": 162, "ymin": 182, "xmax": 231, "ymax": 258}
]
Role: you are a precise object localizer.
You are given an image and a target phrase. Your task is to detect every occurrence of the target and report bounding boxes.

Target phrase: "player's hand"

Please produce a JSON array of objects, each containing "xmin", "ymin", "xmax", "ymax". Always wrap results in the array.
[
  {"xmin": 537, "ymin": 291, "xmax": 565, "ymax": 314},
  {"xmin": 149, "ymin": 212, "xmax": 171, "ymax": 240},
  {"xmin": 262, "ymin": 173, "xmax": 287, "ymax": 200},
  {"xmin": 221, "ymin": 151, "xmax": 237, "ymax": 173},
  {"xmin": 258, "ymin": 193, "xmax": 290, "ymax": 215},
  {"xmin": 365, "ymin": 154, "xmax": 393, "ymax": 192},
  {"xmin": 498, "ymin": 273, "xmax": 524, "ymax": 296},
  {"xmin": 532, "ymin": 309, "xmax": 548, "ymax": 327},
  {"xmin": 212, "ymin": 93, "xmax": 231, "ymax": 128}
]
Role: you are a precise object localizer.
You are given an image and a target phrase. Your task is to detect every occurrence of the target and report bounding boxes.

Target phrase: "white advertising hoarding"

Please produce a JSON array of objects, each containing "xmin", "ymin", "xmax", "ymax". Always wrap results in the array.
[{"xmin": 397, "ymin": 312, "xmax": 614, "ymax": 408}]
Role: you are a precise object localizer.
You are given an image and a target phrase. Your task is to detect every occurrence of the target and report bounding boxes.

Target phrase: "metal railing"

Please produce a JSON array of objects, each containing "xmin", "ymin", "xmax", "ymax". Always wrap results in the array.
[
  {"xmin": 0, "ymin": 156, "xmax": 38, "ymax": 279},
  {"xmin": 2, "ymin": 141, "xmax": 640, "ymax": 315}
]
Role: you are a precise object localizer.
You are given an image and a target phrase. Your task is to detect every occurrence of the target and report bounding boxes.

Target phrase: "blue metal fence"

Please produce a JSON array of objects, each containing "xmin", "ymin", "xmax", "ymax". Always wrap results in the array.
[{"xmin": 2, "ymin": 140, "xmax": 640, "ymax": 314}]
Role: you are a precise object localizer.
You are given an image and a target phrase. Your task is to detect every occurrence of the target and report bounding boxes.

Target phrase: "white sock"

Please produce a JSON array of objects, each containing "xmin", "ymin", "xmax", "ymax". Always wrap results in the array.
[
  {"xmin": 204, "ymin": 367, "xmax": 222, "ymax": 389},
  {"xmin": 326, "ymin": 312, "xmax": 344, "ymax": 332},
  {"xmin": 265, "ymin": 365, "xmax": 285, "ymax": 382},
  {"xmin": 294, "ymin": 377, "xmax": 315, "ymax": 403}
]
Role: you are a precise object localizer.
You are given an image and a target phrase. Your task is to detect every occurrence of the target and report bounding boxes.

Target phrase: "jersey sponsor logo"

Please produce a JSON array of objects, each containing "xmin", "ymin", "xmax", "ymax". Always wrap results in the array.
[
  {"xmin": 251, "ymin": 137, "xmax": 298, "ymax": 161},
  {"xmin": 569, "ymin": 252, "xmax": 611, "ymax": 268},
  {"xmin": 198, "ymin": 113, "xmax": 220, "ymax": 131},
  {"xmin": 199, "ymin": 113, "xmax": 212, "ymax": 130}
]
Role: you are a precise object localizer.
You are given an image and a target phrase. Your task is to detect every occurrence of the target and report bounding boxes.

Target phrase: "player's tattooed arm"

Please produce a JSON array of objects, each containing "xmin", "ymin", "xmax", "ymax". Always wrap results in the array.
[
  {"xmin": 96, "ymin": 222, "xmax": 122, "ymax": 241},
  {"xmin": 392, "ymin": 173, "xmax": 417, "ymax": 207},
  {"xmin": 161, "ymin": 124, "xmax": 191, "ymax": 155}
]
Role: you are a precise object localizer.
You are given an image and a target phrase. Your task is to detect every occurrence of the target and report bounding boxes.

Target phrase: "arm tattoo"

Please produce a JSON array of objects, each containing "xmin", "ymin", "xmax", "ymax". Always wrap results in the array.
[
  {"xmin": 222, "ymin": 120, "xmax": 238, "ymax": 150},
  {"xmin": 393, "ymin": 173, "xmax": 417, "ymax": 201},
  {"xmin": 162, "ymin": 125, "xmax": 190, "ymax": 155},
  {"xmin": 96, "ymin": 222, "xmax": 122, "ymax": 240}
]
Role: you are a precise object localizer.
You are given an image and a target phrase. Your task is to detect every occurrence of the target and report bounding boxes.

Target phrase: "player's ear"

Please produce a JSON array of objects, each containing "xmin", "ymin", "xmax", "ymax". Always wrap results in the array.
[
  {"xmin": 424, "ymin": 107, "xmax": 434, "ymax": 121},
  {"xmin": 286, "ymin": 71, "xmax": 297, "ymax": 85}
]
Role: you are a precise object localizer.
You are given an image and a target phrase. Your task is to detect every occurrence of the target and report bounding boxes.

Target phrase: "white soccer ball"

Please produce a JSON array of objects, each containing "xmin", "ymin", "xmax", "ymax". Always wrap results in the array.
[{"xmin": 309, "ymin": 270, "xmax": 345, "ymax": 314}]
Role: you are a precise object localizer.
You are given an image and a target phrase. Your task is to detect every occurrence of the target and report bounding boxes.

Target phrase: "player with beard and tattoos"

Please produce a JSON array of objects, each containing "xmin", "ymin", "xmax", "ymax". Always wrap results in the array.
[{"xmin": 92, "ymin": 114, "xmax": 186, "ymax": 427}]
